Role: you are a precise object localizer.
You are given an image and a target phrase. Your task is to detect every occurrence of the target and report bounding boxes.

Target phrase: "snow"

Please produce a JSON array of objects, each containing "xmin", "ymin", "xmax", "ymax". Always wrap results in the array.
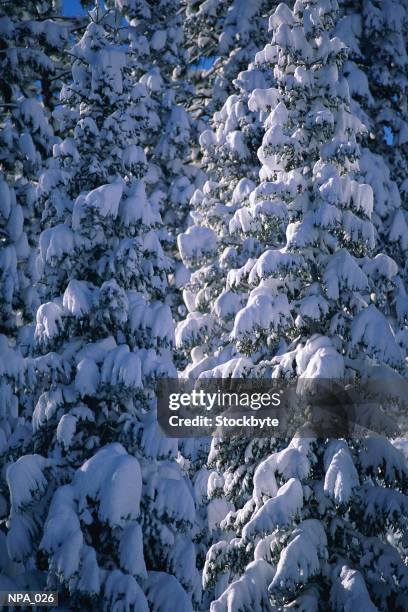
[
  {"xmin": 104, "ymin": 569, "xmax": 149, "ymax": 612},
  {"xmin": 248, "ymin": 87, "xmax": 280, "ymax": 112},
  {"xmin": 253, "ymin": 448, "xmax": 310, "ymax": 506},
  {"xmin": 359, "ymin": 438, "xmax": 408, "ymax": 486},
  {"xmin": 74, "ymin": 443, "xmax": 142, "ymax": 528},
  {"xmin": 207, "ymin": 499, "xmax": 234, "ymax": 533},
  {"xmin": 323, "ymin": 249, "xmax": 368, "ymax": 301},
  {"xmin": 7, "ymin": 455, "xmax": 49, "ymax": 510},
  {"xmin": 118, "ymin": 522, "xmax": 147, "ymax": 579},
  {"xmin": 330, "ymin": 566, "xmax": 378, "ymax": 612},
  {"xmin": 56, "ymin": 414, "xmax": 77, "ymax": 449},
  {"xmin": 210, "ymin": 560, "xmax": 275, "ymax": 612},
  {"xmin": 242, "ymin": 479, "xmax": 303, "ymax": 540},
  {"xmin": 175, "ymin": 312, "xmax": 214, "ymax": 349},
  {"xmin": 118, "ymin": 180, "xmax": 156, "ymax": 227},
  {"xmin": 62, "ymin": 280, "xmax": 93, "ymax": 316},
  {"xmin": 144, "ymin": 467, "xmax": 195, "ymax": 526},
  {"xmin": 270, "ymin": 520, "xmax": 327, "ymax": 592},
  {"xmin": 232, "ymin": 287, "xmax": 292, "ymax": 341},
  {"xmin": 324, "ymin": 442, "xmax": 359, "ymax": 504},
  {"xmin": 122, "ymin": 146, "xmax": 147, "ymax": 172},
  {"xmin": 145, "ymin": 572, "xmax": 192, "ymax": 612},
  {"xmin": 2, "ymin": 0, "xmax": 408, "ymax": 607},
  {"xmin": 35, "ymin": 302, "xmax": 64, "ymax": 344},
  {"xmin": 84, "ymin": 181, "xmax": 123, "ymax": 219},
  {"xmin": 75, "ymin": 358, "xmax": 100, "ymax": 397},
  {"xmin": 248, "ymin": 249, "xmax": 299, "ymax": 283},
  {"xmin": 362, "ymin": 254, "xmax": 398, "ymax": 281},
  {"xmin": 178, "ymin": 225, "xmax": 218, "ymax": 264},
  {"xmin": 100, "ymin": 345, "xmax": 142, "ymax": 389},
  {"xmin": 351, "ymin": 305, "xmax": 403, "ymax": 368},
  {"xmin": 39, "ymin": 225, "xmax": 75, "ymax": 263},
  {"xmin": 150, "ymin": 30, "xmax": 167, "ymax": 51},
  {"xmin": 39, "ymin": 485, "xmax": 83, "ymax": 580}
]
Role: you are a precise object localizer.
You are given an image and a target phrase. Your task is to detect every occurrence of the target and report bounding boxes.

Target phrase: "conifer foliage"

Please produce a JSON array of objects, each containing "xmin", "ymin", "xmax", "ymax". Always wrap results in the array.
[
  {"xmin": 0, "ymin": 1, "xmax": 66, "ymax": 333},
  {"xmin": 178, "ymin": 1, "xmax": 408, "ymax": 609},
  {"xmin": 0, "ymin": 1, "xmax": 407, "ymax": 610},
  {"xmin": 4, "ymin": 8, "xmax": 199, "ymax": 609},
  {"xmin": 183, "ymin": 0, "xmax": 286, "ymax": 117}
]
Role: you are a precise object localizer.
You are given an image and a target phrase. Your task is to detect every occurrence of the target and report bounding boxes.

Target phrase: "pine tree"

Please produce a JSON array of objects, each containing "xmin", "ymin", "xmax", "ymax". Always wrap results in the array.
[
  {"xmin": 174, "ymin": 22, "xmax": 288, "ymax": 601},
  {"xmin": 176, "ymin": 1, "xmax": 408, "ymax": 608},
  {"xmin": 335, "ymin": 0, "xmax": 408, "ymax": 283},
  {"xmin": 183, "ymin": 0, "xmax": 287, "ymax": 119},
  {"xmin": 337, "ymin": 1, "xmax": 408, "ymax": 204},
  {"xmin": 175, "ymin": 53, "xmax": 284, "ymax": 375},
  {"xmin": 0, "ymin": 1, "xmax": 67, "ymax": 333},
  {"xmin": 183, "ymin": 0, "xmax": 408, "ymax": 287},
  {"xmin": 0, "ymin": 3, "xmax": 70, "ymax": 577},
  {"xmin": 5, "ymin": 7, "xmax": 199, "ymax": 608},
  {"xmin": 105, "ymin": 0, "xmax": 204, "ymax": 319}
]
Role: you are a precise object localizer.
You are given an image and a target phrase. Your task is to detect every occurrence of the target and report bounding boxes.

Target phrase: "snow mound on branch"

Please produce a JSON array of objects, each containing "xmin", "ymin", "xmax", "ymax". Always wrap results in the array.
[
  {"xmin": 56, "ymin": 414, "xmax": 77, "ymax": 449},
  {"xmin": 128, "ymin": 294, "xmax": 174, "ymax": 346},
  {"xmin": 73, "ymin": 182, "xmax": 123, "ymax": 228},
  {"xmin": 119, "ymin": 522, "xmax": 146, "ymax": 580},
  {"xmin": 75, "ymin": 358, "xmax": 100, "ymax": 397},
  {"xmin": 39, "ymin": 224, "xmax": 74, "ymax": 263},
  {"xmin": 324, "ymin": 441, "xmax": 359, "ymax": 504},
  {"xmin": 35, "ymin": 302, "xmax": 64, "ymax": 344},
  {"xmin": 74, "ymin": 443, "xmax": 142, "ymax": 527},
  {"xmin": 362, "ymin": 254, "xmax": 399, "ymax": 281},
  {"xmin": 63, "ymin": 280, "xmax": 93, "ymax": 316},
  {"xmin": 178, "ymin": 225, "xmax": 217, "ymax": 264},
  {"xmin": 319, "ymin": 175, "xmax": 373, "ymax": 217},
  {"xmin": 248, "ymin": 87, "xmax": 280, "ymax": 112},
  {"xmin": 145, "ymin": 572, "xmax": 192, "ymax": 612},
  {"xmin": 144, "ymin": 465, "xmax": 195, "ymax": 526},
  {"xmin": 270, "ymin": 520, "xmax": 327, "ymax": 593},
  {"xmin": 100, "ymin": 345, "xmax": 142, "ymax": 389},
  {"xmin": 104, "ymin": 569, "xmax": 149, "ymax": 612},
  {"xmin": 242, "ymin": 479, "xmax": 303, "ymax": 540},
  {"xmin": 7, "ymin": 455, "xmax": 49, "ymax": 510},
  {"xmin": 207, "ymin": 498, "xmax": 234, "ymax": 533},
  {"xmin": 330, "ymin": 566, "xmax": 378, "ymax": 611},
  {"xmin": 249, "ymin": 249, "xmax": 300, "ymax": 283},
  {"xmin": 351, "ymin": 305, "xmax": 403, "ymax": 367},
  {"xmin": 359, "ymin": 438, "xmax": 408, "ymax": 485},
  {"xmin": 40, "ymin": 485, "xmax": 83, "ymax": 580},
  {"xmin": 85, "ymin": 181, "xmax": 123, "ymax": 217},
  {"xmin": 323, "ymin": 249, "xmax": 368, "ymax": 300},
  {"xmin": 254, "ymin": 447, "xmax": 310, "ymax": 506},
  {"xmin": 232, "ymin": 286, "xmax": 292, "ymax": 340},
  {"xmin": 211, "ymin": 560, "xmax": 275, "ymax": 612},
  {"xmin": 175, "ymin": 312, "xmax": 214, "ymax": 349},
  {"xmin": 199, "ymin": 356, "xmax": 254, "ymax": 379},
  {"xmin": 118, "ymin": 179, "xmax": 158, "ymax": 227},
  {"xmin": 296, "ymin": 336, "xmax": 345, "ymax": 379}
]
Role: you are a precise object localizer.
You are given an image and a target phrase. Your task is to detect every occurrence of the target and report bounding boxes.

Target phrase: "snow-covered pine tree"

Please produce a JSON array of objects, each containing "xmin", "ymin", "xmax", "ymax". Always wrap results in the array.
[
  {"xmin": 183, "ymin": 0, "xmax": 288, "ymax": 120},
  {"xmin": 183, "ymin": 0, "xmax": 408, "ymax": 286},
  {"xmin": 174, "ymin": 29, "xmax": 289, "ymax": 595},
  {"xmin": 187, "ymin": 1, "xmax": 408, "ymax": 609},
  {"xmin": 0, "ymin": 1, "xmax": 67, "ymax": 333},
  {"xmin": 0, "ymin": 3, "xmax": 69, "ymax": 573},
  {"xmin": 5, "ymin": 7, "xmax": 200, "ymax": 608},
  {"xmin": 175, "ymin": 53, "xmax": 286, "ymax": 376},
  {"xmin": 338, "ymin": 1, "xmax": 408, "ymax": 202},
  {"xmin": 335, "ymin": 0, "xmax": 408, "ymax": 277},
  {"xmin": 105, "ymin": 0, "xmax": 204, "ymax": 319}
]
